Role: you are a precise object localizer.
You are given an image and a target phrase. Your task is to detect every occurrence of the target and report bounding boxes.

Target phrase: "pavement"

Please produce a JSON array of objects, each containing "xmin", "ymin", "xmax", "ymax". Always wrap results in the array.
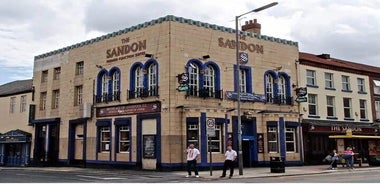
[{"xmin": 1, "ymin": 163, "xmax": 379, "ymax": 180}]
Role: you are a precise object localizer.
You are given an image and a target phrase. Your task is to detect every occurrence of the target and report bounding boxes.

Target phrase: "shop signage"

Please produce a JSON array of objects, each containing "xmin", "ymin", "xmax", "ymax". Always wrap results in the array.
[
  {"xmin": 225, "ymin": 91, "xmax": 266, "ymax": 102},
  {"xmin": 295, "ymin": 96, "xmax": 307, "ymax": 103},
  {"xmin": 106, "ymin": 38, "xmax": 147, "ymax": 63},
  {"xmin": 96, "ymin": 102, "xmax": 160, "ymax": 117},
  {"xmin": 308, "ymin": 124, "xmax": 375, "ymax": 134},
  {"xmin": 296, "ymin": 87, "xmax": 307, "ymax": 96},
  {"xmin": 218, "ymin": 37, "xmax": 264, "ymax": 54},
  {"xmin": 176, "ymin": 73, "xmax": 189, "ymax": 91}
]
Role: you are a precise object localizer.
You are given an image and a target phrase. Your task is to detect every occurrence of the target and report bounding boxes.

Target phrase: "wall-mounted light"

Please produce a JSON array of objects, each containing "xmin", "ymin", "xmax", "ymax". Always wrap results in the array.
[
  {"xmin": 355, "ymin": 112, "xmax": 359, "ymax": 116},
  {"xmin": 303, "ymin": 107, "xmax": 307, "ymax": 112},
  {"xmin": 145, "ymin": 53, "xmax": 154, "ymax": 58},
  {"xmin": 202, "ymin": 55, "xmax": 210, "ymax": 60},
  {"xmin": 310, "ymin": 125, "xmax": 315, "ymax": 130},
  {"xmin": 273, "ymin": 66, "xmax": 282, "ymax": 71},
  {"xmin": 292, "ymin": 83, "xmax": 297, "ymax": 88},
  {"xmin": 96, "ymin": 64, "xmax": 103, "ymax": 69}
]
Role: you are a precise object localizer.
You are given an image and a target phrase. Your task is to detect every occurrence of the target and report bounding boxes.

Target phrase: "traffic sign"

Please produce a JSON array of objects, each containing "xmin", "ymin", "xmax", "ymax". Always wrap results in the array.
[{"xmin": 206, "ymin": 118, "xmax": 216, "ymax": 137}]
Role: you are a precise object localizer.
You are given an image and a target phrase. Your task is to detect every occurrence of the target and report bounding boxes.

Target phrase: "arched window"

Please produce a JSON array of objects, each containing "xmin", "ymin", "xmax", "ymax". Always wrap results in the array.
[
  {"xmin": 203, "ymin": 65, "xmax": 215, "ymax": 97},
  {"xmin": 134, "ymin": 67, "xmax": 143, "ymax": 98},
  {"xmin": 188, "ymin": 63, "xmax": 199, "ymax": 96},
  {"xmin": 148, "ymin": 63, "xmax": 157, "ymax": 96},
  {"xmin": 265, "ymin": 74, "xmax": 274, "ymax": 103},
  {"xmin": 101, "ymin": 73, "xmax": 108, "ymax": 102},
  {"xmin": 278, "ymin": 75, "xmax": 286, "ymax": 104},
  {"xmin": 111, "ymin": 71, "xmax": 120, "ymax": 101}
]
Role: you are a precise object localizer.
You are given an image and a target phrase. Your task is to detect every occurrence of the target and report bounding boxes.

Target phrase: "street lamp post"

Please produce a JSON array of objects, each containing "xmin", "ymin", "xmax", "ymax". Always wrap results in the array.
[{"xmin": 235, "ymin": 2, "xmax": 278, "ymax": 175}]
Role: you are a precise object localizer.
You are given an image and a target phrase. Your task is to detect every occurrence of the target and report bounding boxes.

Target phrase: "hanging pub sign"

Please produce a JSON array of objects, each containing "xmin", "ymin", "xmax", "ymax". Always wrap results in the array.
[
  {"xmin": 296, "ymin": 87, "xmax": 307, "ymax": 96},
  {"xmin": 176, "ymin": 73, "xmax": 189, "ymax": 91}
]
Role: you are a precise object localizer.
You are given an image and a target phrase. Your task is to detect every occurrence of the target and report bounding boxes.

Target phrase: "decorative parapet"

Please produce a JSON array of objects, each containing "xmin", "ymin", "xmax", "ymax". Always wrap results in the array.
[{"xmin": 35, "ymin": 15, "xmax": 298, "ymax": 60}]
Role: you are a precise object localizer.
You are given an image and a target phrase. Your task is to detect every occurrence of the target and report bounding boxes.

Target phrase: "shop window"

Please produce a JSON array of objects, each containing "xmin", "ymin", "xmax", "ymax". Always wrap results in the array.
[
  {"xmin": 285, "ymin": 127, "xmax": 296, "ymax": 152},
  {"xmin": 119, "ymin": 126, "xmax": 131, "ymax": 153},
  {"xmin": 187, "ymin": 124, "xmax": 199, "ymax": 148},
  {"xmin": 267, "ymin": 126, "xmax": 278, "ymax": 153},
  {"xmin": 209, "ymin": 124, "xmax": 223, "ymax": 153},
  {"xmin": 100, "ymin": 127, "xmax": 111, "ymax": 152}
]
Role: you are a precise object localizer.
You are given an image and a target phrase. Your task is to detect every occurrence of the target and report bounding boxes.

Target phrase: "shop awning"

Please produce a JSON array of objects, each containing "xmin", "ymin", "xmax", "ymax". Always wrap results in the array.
[{"xmin": 329, "ymin": 134, "xmax": 380, "ymax": 139}]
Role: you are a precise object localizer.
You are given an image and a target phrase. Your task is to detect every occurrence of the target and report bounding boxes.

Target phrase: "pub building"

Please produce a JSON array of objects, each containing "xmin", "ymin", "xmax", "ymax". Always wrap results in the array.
[
  {"xmin": 298, "ymin": 52, "xmax": 380, "ymax": 165},
  {"xmin": 31, "ymin": 15, "xmax": 301, "ymax": 170}
]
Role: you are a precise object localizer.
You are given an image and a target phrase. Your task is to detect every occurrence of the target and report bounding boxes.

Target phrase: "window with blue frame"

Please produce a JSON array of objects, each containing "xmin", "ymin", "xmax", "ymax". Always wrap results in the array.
[
  {"xmin": 128, "ymin": 59, "xmax": 159, "ymax": 99},
  {"xmin": 95, "ymin": 67, "xmax": 121, "ymax": 103},
  {"xmin": 264, "ymin": 71, "xmax": 291, "ymax": 105},
  {"xmin": 234, "ymin": 65, "xmax": 252, "ymax": 94},
  {"xmin": 186, "ymin": 59, "xmax": 222, "ymax": 99}
]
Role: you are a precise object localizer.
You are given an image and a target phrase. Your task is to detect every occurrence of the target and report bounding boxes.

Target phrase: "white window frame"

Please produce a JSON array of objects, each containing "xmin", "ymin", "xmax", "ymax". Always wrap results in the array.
[
  {"xmin": 209, "ymin": 124, "xmax": 223, "ymax": 153},
  {"xmin": 119, "ymin": 126, "xmax": 130, "ymax": 153},
  {"xmin": 148, "ymin": 63, "xmax": 157, "ymax": 96},
  {"xmin": 326, "ymin": 96, "xmax": 335, "ymax": 117},
  {"xmin": 343, "ymin": 98, "xmax": 352, "ymax": 118},
  {"xmin": 41, "ymin": 70, "xmax": 48, "ymax": 83},
  {"xmin": 134, "ymin": 67, "xmax": 143, "ymax": 97},
  {"xmin": 342, "ymin": 75, "xmax": 351, "ymax": 91},
  {"xmin": 308, "ymin": 94, "xmax": 318, "ymax": 115},
  {"xmin": 188, "ymin": 64, "xmax": 199, "ymax": 96},
  {"xmin": 359, "ymin": 99, "xmax": 367, "ymax": 119},
  {"xmin": 187, "ymin": 124, "xmax": 199, "ymax": 148},
  {"xmin": 101, "ymin": 73, "xmax": 108, "ymax": 101},
  {"xmin": 20, "ymin": 95, "xmax": 27, "ymax": 112},
  {"xmin": 239, "ymin": 69, "xmax": 247, "ymax": 93},
  {"xmin": 375, "ymin": 101, "xmax": 380, "ymax": 120},
  {"xmin": 267, "ymin": 126, "xmax": 278, "ymax": 153},
  {"xmin": 306, "ymin": 70, "xmax": 316, "ymax": 86},
  {"xmin": 100, "ymin": 127, "xmax": 111, "ymax": 152},
  {"xmin": 112, "ymin": 71, "xmax": 120, "ymax": 100},
  {"xmin": 266, "ymin": 74, "xmax": 274, "ymax": 103},
  {"xmin": 278, "ymin": 76, "xmax": 286, "ymax": 104},
  {"xmin": 285, "ymin": 127, "xmax": 296, "ymax": 153},
  {"xmin": 357, "ymin": 78, "xmax": 365, "ymax": 92},
  {"xmin": 325, "ymin": 72, "xmax": 334, "ymax": 88},
  {"xmin": 204, "ymin": 65, "xmax": 215, "ymax": 97}
]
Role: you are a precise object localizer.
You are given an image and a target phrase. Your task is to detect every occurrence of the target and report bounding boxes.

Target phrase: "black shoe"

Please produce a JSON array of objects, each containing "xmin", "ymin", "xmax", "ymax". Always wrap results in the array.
[
  {"xmin": 229, "ymin": 176, "xmax": 232, "ymax": 179},
  {"xmin": 220, "ymin": 176, "xmax": 225, "ymax": 178}
]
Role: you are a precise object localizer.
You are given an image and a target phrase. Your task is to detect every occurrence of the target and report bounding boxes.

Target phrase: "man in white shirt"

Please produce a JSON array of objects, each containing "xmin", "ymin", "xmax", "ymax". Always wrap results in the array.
[
  {"xmin": 185, "ymin": 144, "xmax": 200, "ymax": 178},
  {"xmin": 220, "ymin": 145, "xmax": 237, "ymax": 179}
]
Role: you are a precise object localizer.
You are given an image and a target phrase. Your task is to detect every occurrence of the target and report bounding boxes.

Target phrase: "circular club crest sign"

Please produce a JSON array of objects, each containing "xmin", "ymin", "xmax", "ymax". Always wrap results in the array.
[{"xmin": 239, "ymin": 52, "xmax": 248, "ymax": 64}]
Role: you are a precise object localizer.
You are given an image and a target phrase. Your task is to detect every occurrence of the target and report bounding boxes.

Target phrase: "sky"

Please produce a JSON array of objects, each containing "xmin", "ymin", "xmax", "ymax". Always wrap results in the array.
[{"xmin": 0, "ymin": 0, "xmax": 379, "ymax": 85}]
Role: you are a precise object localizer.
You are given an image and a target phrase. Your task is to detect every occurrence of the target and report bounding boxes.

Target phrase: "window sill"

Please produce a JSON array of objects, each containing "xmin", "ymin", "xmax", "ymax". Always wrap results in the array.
[
  {"xmin": 326, "ymin": 116, "xmax": 338, "ymax": 120},
  {"xmin": 360, "ymin": 119, "xmax": 370, "ymax": 122},
  {"xmin": 341, "ymin": 89, "xmax": 353, "ymax": 93},
  {"xmin": 308, "ymin": 115, "xmax": 320, "ymax": 119},
  {"xmin": 325, "ymin": 87, "xmax": 336, "ymax": 91},
  {"xmin": 344, "ymin": 118, "xmax": 355, "ymax": 121},
  {"xmin": 306, "ymin": 84, "xmax": 319, "ymax": 88},
  {"xmin": 358, "ymin": 91, "xmax": 367, "ymax": 94}
]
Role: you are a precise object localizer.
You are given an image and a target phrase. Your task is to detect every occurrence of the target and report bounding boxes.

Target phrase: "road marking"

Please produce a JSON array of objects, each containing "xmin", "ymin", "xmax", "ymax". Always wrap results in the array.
[{"xmin": 76, "ymin": 175, "xmax": 124, "ymax": 180}]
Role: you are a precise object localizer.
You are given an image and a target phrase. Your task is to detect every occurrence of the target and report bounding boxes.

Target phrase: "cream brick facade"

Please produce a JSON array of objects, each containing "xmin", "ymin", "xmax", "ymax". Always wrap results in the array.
[{"xmin": 31, "ymin": 15, "xmax": 301, "ymax": 169}]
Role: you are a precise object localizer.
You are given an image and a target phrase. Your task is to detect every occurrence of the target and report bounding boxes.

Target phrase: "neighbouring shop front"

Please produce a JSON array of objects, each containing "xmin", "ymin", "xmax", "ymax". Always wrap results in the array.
[
  {"xmin": 302, "ymin": 119, "xmax": 377, "ymax": 165},
  {"xmin": 0, "ymin": 129, "xmax": 32, "ymax": 166}
]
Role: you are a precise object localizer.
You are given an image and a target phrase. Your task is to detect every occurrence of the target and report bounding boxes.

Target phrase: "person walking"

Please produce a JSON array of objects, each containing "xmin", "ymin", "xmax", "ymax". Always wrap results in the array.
[
  {"xmin": 343, "ymin": 146, "xmax": 354, "ymax": 169},
  {"xmin": 220, "ymin": 145, "xmax": 237, "ymax": 179},
  {"xmin": 185, "ymin": 143, "xmax": 200, "ymax": 178},
  {"xmin": 331, "ymin": 149, "xmax": 339, "ymax": 170}
]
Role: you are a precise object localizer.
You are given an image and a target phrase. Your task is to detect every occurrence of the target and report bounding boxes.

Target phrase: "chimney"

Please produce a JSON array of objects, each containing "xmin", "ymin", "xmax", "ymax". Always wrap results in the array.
[
  {"xmin": 317, "ymin": 53, "xmax": 330, "ymax": 59},
  {"xmin": 242, "ymin": 19, "xmax": 261, "ymax": 34}
]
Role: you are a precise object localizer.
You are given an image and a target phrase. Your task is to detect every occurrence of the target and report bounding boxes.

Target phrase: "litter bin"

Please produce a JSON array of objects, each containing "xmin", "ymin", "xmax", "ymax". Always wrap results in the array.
[{"xmin": 270, "ymin": 156, "xmax": 285, "ymax": 173}]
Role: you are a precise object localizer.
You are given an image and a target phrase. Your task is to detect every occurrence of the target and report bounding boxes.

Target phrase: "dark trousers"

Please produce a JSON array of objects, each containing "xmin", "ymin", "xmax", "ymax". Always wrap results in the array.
[
  {"xmin": 331, "ymin": 160, "xmax": 337, "ymax": 168},
  {"xmin": 222, "ymin": 160, "xmax": 234, "ymax": 177},
  {"xmin": 187, "ymin": 160, "xmax": 198, "ymax": 176}
]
